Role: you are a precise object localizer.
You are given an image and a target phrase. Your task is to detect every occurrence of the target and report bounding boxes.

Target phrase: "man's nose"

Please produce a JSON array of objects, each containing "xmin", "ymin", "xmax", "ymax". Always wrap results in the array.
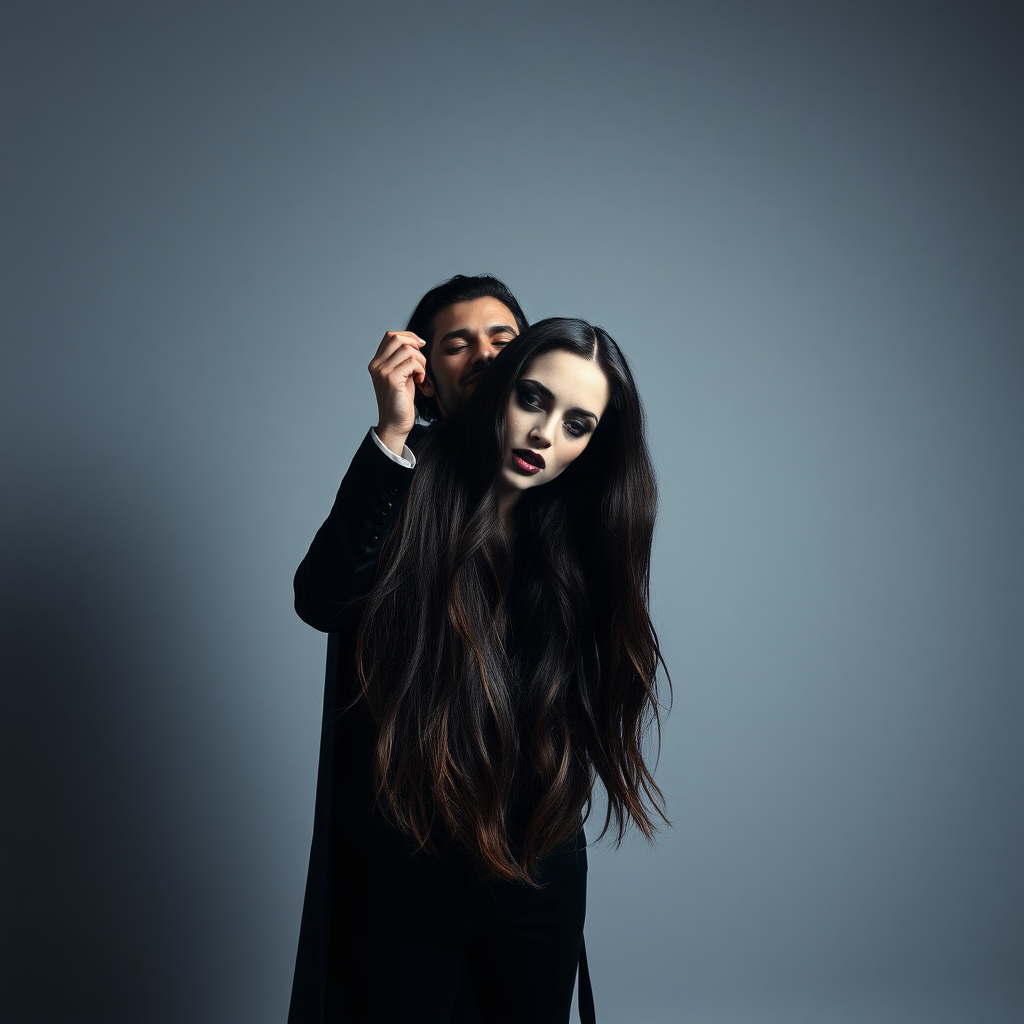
[{"xmin": 470, "ymin": 342, "xmax": 497, "ymax": 365}]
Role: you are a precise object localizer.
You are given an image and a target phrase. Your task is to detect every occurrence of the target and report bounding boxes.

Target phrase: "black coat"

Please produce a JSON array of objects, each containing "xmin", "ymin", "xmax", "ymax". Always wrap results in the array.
[{"xmin": 288, "ymin": 429, "xmax": 421, "ymax": 1023}]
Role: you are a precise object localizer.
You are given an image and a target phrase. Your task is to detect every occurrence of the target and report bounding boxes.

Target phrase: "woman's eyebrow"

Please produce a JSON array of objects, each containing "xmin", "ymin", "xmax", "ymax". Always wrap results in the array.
[
  {"xmin": 520, "ymin": 378, "xmax": 553, "ymax": 400},
  {"xmin": 519, "ymin": 379, "xmax": 599, "ymax": 423}
]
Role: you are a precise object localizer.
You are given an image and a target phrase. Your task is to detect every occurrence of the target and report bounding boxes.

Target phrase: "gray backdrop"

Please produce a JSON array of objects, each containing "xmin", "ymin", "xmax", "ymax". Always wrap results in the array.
[{"xmin": 2, "ymin": 2, "xmax": 1021, "ymax": 1022}]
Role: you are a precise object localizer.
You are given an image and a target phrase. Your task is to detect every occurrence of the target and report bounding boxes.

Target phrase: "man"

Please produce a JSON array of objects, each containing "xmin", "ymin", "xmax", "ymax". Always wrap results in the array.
[
  {"xmin": 368, "ymin": 274, "xmax": 527, "ymax": 459},
  {"xmin": 288, "ymin": 275, "xmax": 527, "ymax": 1021},
  {"xmin": 292, "ymin": 274, "xmax": 526, "ymax": 629}
]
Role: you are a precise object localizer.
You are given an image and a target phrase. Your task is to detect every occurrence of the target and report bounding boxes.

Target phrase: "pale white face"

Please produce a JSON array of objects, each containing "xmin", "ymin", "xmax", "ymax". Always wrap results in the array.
[{"xmin": 500, "ymin": 349, "xmax": 611, "ymax": 496}]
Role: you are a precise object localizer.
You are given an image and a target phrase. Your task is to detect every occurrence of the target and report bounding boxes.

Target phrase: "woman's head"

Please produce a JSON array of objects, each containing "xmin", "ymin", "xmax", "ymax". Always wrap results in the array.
[
  {"xmin": 502, "ymin": 345, "xmax": 609, "ymax": 496},
  {"xmin": 454, "ymin": 317, "xmax": 650, "ymax": 514}
]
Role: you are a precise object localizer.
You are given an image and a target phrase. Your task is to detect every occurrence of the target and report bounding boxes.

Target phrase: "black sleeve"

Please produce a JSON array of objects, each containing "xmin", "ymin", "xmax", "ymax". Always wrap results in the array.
[{"xmin": 293, "ymin": 430, "xmax": 415, "ymax": 632}]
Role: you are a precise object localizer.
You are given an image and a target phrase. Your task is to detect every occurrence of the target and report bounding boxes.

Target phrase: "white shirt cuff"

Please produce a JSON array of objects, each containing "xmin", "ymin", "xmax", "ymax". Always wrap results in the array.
[{"xmin": 370, "ymin": 428, "xmax": 416, "ymax": 468}]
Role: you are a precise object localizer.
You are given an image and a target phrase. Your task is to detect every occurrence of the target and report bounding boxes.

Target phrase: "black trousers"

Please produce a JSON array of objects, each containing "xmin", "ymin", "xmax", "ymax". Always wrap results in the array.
[{"xmin": 327, "ymin": 833, "xmax": 588, "ymax": 1024}]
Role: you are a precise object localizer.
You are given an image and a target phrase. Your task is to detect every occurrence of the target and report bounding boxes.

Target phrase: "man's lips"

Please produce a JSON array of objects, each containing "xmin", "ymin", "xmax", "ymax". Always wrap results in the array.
[{"xmin": 512, "ymin": 448, "xmax": 545, "ymax": 474}]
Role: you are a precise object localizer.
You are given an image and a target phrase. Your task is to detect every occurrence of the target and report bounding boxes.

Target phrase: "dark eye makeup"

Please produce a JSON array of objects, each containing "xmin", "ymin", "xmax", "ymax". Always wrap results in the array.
[
  {"xmin": 515, "ymin": 382, "xmax": 594, "ymax": 440},
  {"xmin": 515, "ymin": 382, "xmax": 544, "ymax": 410}
]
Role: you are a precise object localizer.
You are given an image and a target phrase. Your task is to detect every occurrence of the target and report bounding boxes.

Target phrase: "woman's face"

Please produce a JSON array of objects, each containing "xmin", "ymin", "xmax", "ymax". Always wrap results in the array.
[{"xmin": 500, "ymin": 349, "xmax": 611, "ymax": 495}]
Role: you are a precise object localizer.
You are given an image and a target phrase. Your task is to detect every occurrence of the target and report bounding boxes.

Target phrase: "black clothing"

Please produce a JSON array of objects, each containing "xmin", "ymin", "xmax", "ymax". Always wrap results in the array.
[
  {"xmin": 288, "ymin": 431, "xmax": 593, "ymax": 1023},
  {"xmin": 333, "ymin": 832, "xmax": 587, "ymax": 1023},
  {"xmin": 289, "ymin": 431, "xmax": 420, "ymax": 1024}
]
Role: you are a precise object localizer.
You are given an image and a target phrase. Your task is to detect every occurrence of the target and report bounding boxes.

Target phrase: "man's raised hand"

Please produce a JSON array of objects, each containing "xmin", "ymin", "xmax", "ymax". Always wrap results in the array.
[{"xmin": 368, "ymin": 331, "xmax": 427, "ymax": 456}]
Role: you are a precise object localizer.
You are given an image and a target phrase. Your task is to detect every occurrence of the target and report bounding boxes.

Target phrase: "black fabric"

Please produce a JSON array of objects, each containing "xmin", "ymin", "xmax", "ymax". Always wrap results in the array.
[
  {"xmin": 328, "ymin": 832, "xmax": 588, "ymax": 1024},
  {"xmin": 289, "ymin": 431, "xmax": 421, "ymax": 1023},
  {"xmin": 577, "ymin": 938, "xmax": 596, "ymax": 1024},
  {"xmin": 288, "ymin": 428, "xmax": 596, "ymax": 1023}
]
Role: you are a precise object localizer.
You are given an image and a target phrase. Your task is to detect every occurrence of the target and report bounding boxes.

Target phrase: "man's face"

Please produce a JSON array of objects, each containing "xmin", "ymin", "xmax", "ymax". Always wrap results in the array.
[{"xmin": 418, "ymin": 297, "xmax": 519, "ymax": 416}]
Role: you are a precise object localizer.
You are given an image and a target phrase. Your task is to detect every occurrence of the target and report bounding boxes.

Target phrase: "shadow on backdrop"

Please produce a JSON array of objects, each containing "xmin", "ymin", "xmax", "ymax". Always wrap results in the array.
[{"xmin": 0, "ymin": 501, "xmax": 237, "ymax": 1024}]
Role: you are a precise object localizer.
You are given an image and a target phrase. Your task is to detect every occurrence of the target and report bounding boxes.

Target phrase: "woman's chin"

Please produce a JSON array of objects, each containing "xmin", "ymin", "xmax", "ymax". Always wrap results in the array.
[{"xmin": 501, "ymin": 465, "xmax": 537, "ymax": 492}]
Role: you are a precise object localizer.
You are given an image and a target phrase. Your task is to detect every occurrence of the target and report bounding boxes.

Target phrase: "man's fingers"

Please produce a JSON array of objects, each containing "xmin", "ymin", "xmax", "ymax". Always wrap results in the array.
[
  {"xmin": 384, "ymin": 352, "xmax": 428, "ymax": 387},
  {"xmin": 369, "ymin": 331, "xmax": 425, "ymax": 369},
  {"xmin": 375, "ymin": 344, "xmax": 427, "ymax": 381},
  {"xmin": 370, "ymin": 331, "xmax": 416, "ymax": 363},
  {"xmin": 369, "ymin": 331, "xmax": 426, "ymax": 436}
]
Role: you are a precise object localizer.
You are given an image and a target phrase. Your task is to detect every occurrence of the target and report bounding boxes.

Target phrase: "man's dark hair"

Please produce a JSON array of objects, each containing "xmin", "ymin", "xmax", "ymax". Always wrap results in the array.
[{"xmin": 406, "ymin": 274, "xmax": 528, "ymax": 421}]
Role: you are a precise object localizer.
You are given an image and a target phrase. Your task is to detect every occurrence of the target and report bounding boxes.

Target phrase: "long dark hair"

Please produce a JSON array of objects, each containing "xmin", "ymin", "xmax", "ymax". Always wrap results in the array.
[
  {"xmin": 405, "ymin": 274, "xmax": 529, "ymax": 422},
  {"xmin": 357, "ymin": 318, "xmax": 667, "ymax": 882}
]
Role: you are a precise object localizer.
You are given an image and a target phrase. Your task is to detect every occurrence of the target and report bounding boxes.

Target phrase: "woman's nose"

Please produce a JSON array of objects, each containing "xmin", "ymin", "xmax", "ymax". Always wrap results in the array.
[{"xmin": 529, "ymin": 421, "xmax": 554, "ymax": 447}]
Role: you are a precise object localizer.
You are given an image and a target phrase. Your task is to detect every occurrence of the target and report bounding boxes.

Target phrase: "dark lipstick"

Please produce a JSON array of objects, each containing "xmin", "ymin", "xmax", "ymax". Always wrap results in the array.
[{"xmin": 512, "ymin": 449, "xmax": 545, "ymax": 474}]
